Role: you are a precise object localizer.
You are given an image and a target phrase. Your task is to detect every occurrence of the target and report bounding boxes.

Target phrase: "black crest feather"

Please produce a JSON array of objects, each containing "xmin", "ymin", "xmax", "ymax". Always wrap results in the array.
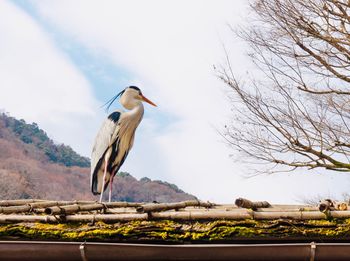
[
  {"xmin": 129, "ymin": 86, "xmax": 141, "ymax": 92},
  {"xmin": 101, "ymin": 89, "xmax": 125, "ymax": 112}
]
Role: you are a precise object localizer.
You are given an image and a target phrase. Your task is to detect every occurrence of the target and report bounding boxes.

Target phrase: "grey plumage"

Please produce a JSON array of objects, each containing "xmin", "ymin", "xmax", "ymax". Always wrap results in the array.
[{"xmin": 90, "ymin": 111, "xmax": 121, "ymax": 194}]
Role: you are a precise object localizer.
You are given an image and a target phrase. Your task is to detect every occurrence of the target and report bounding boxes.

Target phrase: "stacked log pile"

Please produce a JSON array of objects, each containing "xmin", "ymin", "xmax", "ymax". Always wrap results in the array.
[{"xmin": 0, "ymin": 198, "xmax": 349, "ymax": 224}]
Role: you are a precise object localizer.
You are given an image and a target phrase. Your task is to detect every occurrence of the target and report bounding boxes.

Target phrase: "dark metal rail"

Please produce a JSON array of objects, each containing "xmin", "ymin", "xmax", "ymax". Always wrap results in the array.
[{"xmin": 0, "ymin": 241, "xmax": 350, "ymax": 260}]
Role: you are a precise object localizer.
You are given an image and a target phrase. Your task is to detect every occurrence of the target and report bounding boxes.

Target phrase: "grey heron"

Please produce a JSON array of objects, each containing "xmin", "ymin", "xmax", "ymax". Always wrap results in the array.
[{"xmin": 91, "ymin": 86, "xmax": 156, "ymax": 202}]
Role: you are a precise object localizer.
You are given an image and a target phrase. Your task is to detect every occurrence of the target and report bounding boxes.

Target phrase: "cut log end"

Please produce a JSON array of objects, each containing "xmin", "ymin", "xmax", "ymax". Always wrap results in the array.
[
  {"xmin": 319, "ymin": 199, "xmax": 348, "ymax": 212},
  {"xmin": 44, "ymin": 208, "xmax": 53, "ymax": 215}
]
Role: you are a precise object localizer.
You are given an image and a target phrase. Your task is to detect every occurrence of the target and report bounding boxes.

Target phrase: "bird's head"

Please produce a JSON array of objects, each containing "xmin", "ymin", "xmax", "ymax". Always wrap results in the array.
[{"xmin": 104, "ymin": 86, "xmax": 157, "ymax": 111}]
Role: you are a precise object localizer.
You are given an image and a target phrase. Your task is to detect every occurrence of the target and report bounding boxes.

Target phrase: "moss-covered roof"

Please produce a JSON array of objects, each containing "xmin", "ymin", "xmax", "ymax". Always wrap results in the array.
[
  {"xmin": 2, "ymin": 219, "xmax": 350, "ymax": 243},
  {"xmin": 1, "ymin": 199, "xmax": 350, "ymax": 243}
]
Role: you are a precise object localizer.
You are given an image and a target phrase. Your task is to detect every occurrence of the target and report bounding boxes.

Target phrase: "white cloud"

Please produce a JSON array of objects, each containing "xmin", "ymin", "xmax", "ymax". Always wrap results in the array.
[
  {"xmin": 0, "ymin": 0, "xmax": 101, "ymax": 155},
  {"xmin": 18, "ymin": 0, "xmax": 350, "ymax": 203}
]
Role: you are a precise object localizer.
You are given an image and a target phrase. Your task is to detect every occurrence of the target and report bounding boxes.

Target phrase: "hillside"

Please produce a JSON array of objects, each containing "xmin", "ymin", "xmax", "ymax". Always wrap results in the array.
[
  {"xmin": 1, "ymin": 113, "xmax": 90, "ymax": 167},
  {"xmin": 0, "ymin": 113, "xmax": 197, "ymax": 202},
  {"xmin": 113, "ymin": 172, "xmax": 196, "ymax": 202}
]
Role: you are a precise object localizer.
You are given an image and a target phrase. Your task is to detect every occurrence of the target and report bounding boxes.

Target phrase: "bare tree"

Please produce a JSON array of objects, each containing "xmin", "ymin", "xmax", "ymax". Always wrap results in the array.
[{"xmin": 219, "ymin": 0, "xmax": 350, "ymax": 174}]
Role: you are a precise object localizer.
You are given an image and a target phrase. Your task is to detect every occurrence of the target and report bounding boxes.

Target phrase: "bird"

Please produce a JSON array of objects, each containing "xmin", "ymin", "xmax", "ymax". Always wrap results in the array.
[{"xmin": 90, "ymin": 86, "xmax": 157, "ymax": 202}]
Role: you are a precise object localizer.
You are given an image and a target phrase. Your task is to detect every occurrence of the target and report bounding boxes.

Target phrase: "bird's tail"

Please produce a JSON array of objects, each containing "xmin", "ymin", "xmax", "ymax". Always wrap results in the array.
[{"xmin": 91, "ymin": 170, "xmax": 100, "ymax": 195}]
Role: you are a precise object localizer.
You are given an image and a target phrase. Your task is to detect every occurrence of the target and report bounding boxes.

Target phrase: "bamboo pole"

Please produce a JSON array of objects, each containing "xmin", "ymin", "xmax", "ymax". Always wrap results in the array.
[
  {"xmin": 0, "ymin": 201, "xmax": 97, "ymax": 214},
  {"xmin": 137, "ymin": 200, "xmax": 215, "ymax": 213},
  {"xmin": 0, "ymin": 200, "xmax": 143, "ymax": 214},
  {"xmin": 252, "ymin": 211, "xmax": 327, "ymax": 220},
  {"xmin": 103, "ymin": 202, "xmax": 143, "ymax": 208},
  {"xmin": 329, "ymin": 211, "xmax": 350, "ymax": 218},
  {"xmin": 0, "ymin": 199, "xmax": 100, "ymax": 207},
  {"xmin": 32, "ymin": 208, "xmax": 46, "ymax": 214},
  {"xmin": 151, "ymin": 210, "xmax": 343, "ymax": 221},
  {"xmin": 104, "ymin": 208, "xmax": 141, "ymax": 214},
  {"xmin": 255, "ymin": 207, "xmax": 319, "ymax": 212},
  {"xmin": 175, "ymin": 206, "xmax": 319, "ymax": 213},
  {"xmin": 0, "ymin": 199, "xmax": 45, "ymax": 207},
  {"xmin": 150, "ymin": 211, "xmax": 252, "ymax": 220},
  {"xmin": 2, "ymin": 210, "xmax": 350, "ymax": 223},
  {"xmin": 45, "ymin": 203, "xmax": 105, "ymax": 215},
  {"xmin": 0, "ymin": 205, "xmax": 32, "ymax": 214},
  {"xmin": 0, "ymin": 200, "xmax": 326, "ymax": 216},
  {"xmin": 0, "ymin": 214, "xmax": 58, "ymax": 223},
  {"xmin": 29, "ymin": 201, "xmax": 92, "ymax": 209},
  {"xmin": 66, "ymin": 213, "xmax": 148, "ymax": 222},
  {"xmin": 45, "ymin": 202, "xmax": 143, "ymax": 215},
  {"xmin": 0, "ymin": 213, "xmax": 148, "ymax": 223}
]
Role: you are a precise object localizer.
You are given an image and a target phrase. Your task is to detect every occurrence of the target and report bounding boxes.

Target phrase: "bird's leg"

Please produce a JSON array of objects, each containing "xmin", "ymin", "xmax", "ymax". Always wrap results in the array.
[
  {"xmin": 108, "ymin": 174, "xmax": 115, "ymax": 203},
  {"xmin": 99, "ymin": 157, "xmax": 108, "ymax": 203}
]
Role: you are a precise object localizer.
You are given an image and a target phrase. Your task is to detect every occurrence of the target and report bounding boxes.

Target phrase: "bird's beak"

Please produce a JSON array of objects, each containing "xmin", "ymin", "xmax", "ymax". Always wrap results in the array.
[{"xmin": 141, "ymin": 95, "xmax": 157, "ymax": 107}]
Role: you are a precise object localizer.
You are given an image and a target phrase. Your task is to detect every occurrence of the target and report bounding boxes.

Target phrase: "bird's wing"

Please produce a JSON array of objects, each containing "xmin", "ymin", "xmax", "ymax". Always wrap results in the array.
[{"xmin": 90, "ymin": 111, "xmax": 122, "ymax": 193}]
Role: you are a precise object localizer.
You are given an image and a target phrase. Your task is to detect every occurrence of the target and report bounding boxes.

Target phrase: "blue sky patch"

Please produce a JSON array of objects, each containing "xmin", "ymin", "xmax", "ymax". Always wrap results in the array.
[{"xmin": 12, "ymin": 0, "xmax": 133, "ymax": 102}]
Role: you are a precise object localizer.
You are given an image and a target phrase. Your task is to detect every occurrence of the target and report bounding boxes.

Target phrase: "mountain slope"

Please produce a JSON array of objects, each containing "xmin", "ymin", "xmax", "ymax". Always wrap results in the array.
[
  {"xmin": 0, "ymin": 113, "xmax": 197, "ymax": 202},
  {"xmin": 113, "ymin": 172, "xmax": 196, "ymax": 202},
  {"xmin": 1, "ymin": 113, "xmax": 90, "ymax": 167}
]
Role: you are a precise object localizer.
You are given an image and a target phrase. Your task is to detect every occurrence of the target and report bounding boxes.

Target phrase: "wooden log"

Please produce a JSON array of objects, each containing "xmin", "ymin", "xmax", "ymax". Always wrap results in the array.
[
  {"xmin": 32, "ymin": 208, "xmax": 46, "ymax": 214},
  {"xmin": 153, "ymin": 210, "xmax": 350, "ymax": 221},
  {"xmin": 0, "ymin": 215, "xmax": 58, "ymax": 223},
  {"xmin": 73, "ymin": 200, "xmax": 98, "ymax": 204},
  {"xmin": 0, "ymin": 202, "xmax": 61, "ymax": 214},
  {"xmin": 104, "ymin": 202, "xmax": 143, "ymax": 208},
  {"xmin": 59, "ymin": 210, "xmax": 350, "ymax": 221},
  {"xmin": 0, "ymin": 201, "xmax": 98, "ymax": 214},
  {"xmin": 0, "ymin": 203, "xmax": 61, "ymax": 214},
  {"xmin": 235, "ymin": 198, "xmax": 271, "ymax": 210},
  {"xmin": 28, "ymin": 201, "xmax": 87, "ymax": 209},
  {"xmin": 137, "ymin": 200, "xmax": 214, "ymax": 213},
  {"xmin": 329, "ymin": 210, "xmax": 350, "ymax": 218},
  {"xmin": 151, "ymin": 211, "xmax": 252, "ymax": 220},
  {"xmin": 0, "ymin": 200, "xmax": 99, "ymax": 209},
  {"xmin": 213, "ymin": 204, "xmax": 316, "ymax": 211},
  {"xmin": 319, "ymin": 199, "xmax": 335, "ymax": 212},
  {"xmin": 0, "ymin": 199, "xmax": 118, "ymax": 207},
  {"xmin": 45, "ymin": 202, "xmax": 143, "ymax": 215},
  {"xmin": 66, "ymin": 213, "xmax": 148, "ymax": 222},
  {"xmin": 45, "ymin": 203, "xmax": 106, "ymax": 215},
  {"xmin": 252, "ymin": 211, "xmax": 327, "ymax": 220},
  {"xmin": 187, "ymin": 204, "xmax": 317, "ymax": 212},
  {"xmin": 2, "ymin": 210, "xmax": 350, "ymax": 223},
  {"xmin": 0, "ymin": 200, "xmax": 143, "ymax": 215},
  {"xmin": 335, "ymin": 202, "xmax": 348, "ymax": 211},
  {"xmin": 0, "ymin": 213, "xmax": 148, "ymax": 223},
  {"xmin": 255, "ymin": 207, "xmax": 319, "ymax": 212},
  {"xmin": 104, "ymin": 208, "xmax": 142, "ymax": 214},
  {"xmin": 272, "ymin": 204, "xmax": 312, "ymax": 209},
  {"xmin": 40, "ymin": 201, "xmax": 140, "ymax": 210},
  {"xmin": 0, "ymin": 205, "xmax": 32, "ymax": 214},
  {"xmin": 0, "ymin": 199, "xmax": 45, "ymax": 207}
]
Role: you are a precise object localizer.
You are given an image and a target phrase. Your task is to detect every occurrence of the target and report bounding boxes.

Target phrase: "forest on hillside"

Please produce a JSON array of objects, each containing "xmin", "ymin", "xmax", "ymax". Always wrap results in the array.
[{"xmin": 0, "ymin": 113, "xmax": 90, "ymax": 167}]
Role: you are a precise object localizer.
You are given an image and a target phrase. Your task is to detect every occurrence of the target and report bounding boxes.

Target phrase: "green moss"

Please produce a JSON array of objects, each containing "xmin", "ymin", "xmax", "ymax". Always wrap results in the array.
[{"xmin": 0, "ymin": 219, "xmax": 350, "ymax": 242}]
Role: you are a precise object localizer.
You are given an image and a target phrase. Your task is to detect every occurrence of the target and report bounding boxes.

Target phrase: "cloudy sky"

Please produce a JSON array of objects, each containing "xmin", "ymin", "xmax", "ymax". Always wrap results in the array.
[{"xmin": 1, "ymin": 0, "xmax": 349, "ymax": 203}]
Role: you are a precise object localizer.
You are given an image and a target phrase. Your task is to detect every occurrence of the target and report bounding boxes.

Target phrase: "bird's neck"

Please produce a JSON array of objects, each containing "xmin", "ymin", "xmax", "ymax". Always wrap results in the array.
[{"xmin": 126, "ymin": 102, "xmax": 144, "ymax": 122}]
